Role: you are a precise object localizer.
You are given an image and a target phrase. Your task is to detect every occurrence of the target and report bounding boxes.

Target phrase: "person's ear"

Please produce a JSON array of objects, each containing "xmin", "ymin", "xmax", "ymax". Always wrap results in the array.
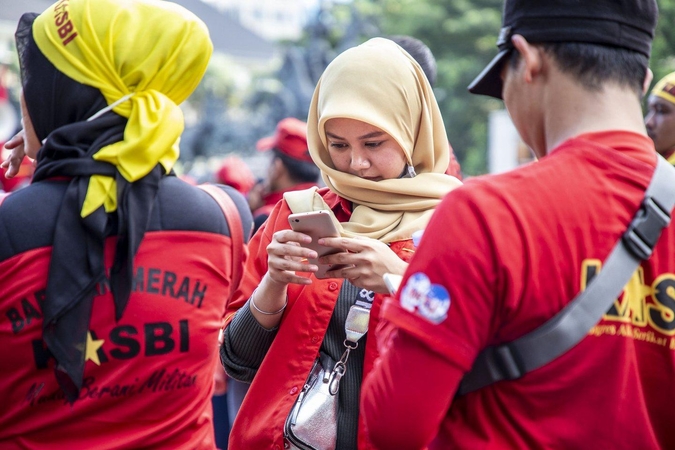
[
  {"xmin": 274, "ymin": 156, "xmax": 286, "ymax": 170},
  {"xmin": 511, "ymin": 34, "xmax": 543, "ymax": 84},
  {"xmin": 269, "ymin": 157, "xmax": 284, "ymax": 179},
  {"xmin": 642, "ymin": 68, "xmax": 654, "ymax": 96}
]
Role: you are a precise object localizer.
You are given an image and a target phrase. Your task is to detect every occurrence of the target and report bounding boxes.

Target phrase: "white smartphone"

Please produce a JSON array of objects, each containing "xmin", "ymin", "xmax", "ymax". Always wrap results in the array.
[{"xmin": 288, "ymin": 210, "xmax": 347, "ymax": 278}]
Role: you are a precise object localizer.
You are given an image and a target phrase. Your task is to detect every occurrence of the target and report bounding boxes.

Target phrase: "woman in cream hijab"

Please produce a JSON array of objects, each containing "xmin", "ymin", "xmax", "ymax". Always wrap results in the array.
[{"xmin": 223, "ymin": 38, "xmax": 461, "ymax": 449}]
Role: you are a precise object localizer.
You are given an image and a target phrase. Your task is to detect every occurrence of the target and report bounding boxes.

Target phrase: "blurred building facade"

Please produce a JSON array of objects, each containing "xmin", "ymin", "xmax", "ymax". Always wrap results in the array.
[
  {"xmin": 0, "ymin": 0, "xmax": 278, "ymax": 67},
  {"xmin": 204, "ymin": 0, "xmax": 320, "ymax": 41}
]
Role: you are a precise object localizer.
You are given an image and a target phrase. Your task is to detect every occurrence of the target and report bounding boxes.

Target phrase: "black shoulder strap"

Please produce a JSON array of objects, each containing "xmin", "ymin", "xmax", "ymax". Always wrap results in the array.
[{"xmin": 458, "ymin": 156, "xmax": 675, "ymax": 396}]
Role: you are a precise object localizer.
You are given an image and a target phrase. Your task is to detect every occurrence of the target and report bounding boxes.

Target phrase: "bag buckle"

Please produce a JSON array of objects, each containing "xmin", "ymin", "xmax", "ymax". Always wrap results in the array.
[
  {"xmin": 623, "ymin": 196, "xmax": 671, "ymax": 260},
  {"xmin": 328, "ymin": 362, "xmax": 345, "ymax": 395},
  {"xmin": 344, "ymin": 305, "xmax": 370, "ymax": 342},
  {"xmin": 491, "ymin": 344, "xmax": 524, "ymax": 381}
]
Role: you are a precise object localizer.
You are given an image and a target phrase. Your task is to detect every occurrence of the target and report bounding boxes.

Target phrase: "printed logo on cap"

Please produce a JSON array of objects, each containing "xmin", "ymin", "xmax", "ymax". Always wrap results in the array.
[{"xmin": 400, "ymin": 272, "xmax": 450, "ymax": 324}]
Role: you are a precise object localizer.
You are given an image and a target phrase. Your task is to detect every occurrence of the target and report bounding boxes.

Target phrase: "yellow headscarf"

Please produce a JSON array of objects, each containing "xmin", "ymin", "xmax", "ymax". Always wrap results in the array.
[
  {"xmin": 306, "ymin": 37, "xmax": 462, "ymax": 243},
  {"xmin": 651, "ymin": 71, "xmax": 675, "ymax": 105},
  {"xmin": 32, "ymin": 0, "xmax": 212, "ymax": 217}
]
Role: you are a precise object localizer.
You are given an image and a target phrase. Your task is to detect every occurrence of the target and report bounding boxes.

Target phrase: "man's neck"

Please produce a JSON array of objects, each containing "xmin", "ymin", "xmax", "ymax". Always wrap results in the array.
[{"xmin": 542, "ymin": 76, "xmax": 647, "ymax": 154}]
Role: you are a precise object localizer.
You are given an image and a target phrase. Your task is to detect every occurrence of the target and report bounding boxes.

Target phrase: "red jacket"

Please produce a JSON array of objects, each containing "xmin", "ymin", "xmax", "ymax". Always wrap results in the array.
[{"xmin": 225, "ymin": 188, "xmax": 415, "ymax": 450}]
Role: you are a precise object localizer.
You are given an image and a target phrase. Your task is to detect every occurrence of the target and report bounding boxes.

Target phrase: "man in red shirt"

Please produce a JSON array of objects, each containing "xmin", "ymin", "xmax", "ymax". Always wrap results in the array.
[
  {"xmin": 646, "ymin": 71, "xmax": 675, "ymax": 162},
  {"xmin": 248, "ymin": 117, "xmax": 320, "ymax": 233},
  {"xmin": 361, "ymin": 1, "xmax": 673, "ymax": 449}
]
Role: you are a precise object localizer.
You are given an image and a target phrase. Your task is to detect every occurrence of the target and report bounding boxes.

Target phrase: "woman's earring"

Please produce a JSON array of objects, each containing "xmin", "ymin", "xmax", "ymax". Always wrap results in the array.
[{"xmin": 407, "ymin": 165, "xmax": 417, "ymax": 177}]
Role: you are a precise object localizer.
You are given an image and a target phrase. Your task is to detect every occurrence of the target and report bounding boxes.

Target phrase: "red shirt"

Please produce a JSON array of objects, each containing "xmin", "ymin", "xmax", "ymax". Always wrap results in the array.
[{"xmin": 362, "ymin": 131, "xmax": 674, "ymax": 449}]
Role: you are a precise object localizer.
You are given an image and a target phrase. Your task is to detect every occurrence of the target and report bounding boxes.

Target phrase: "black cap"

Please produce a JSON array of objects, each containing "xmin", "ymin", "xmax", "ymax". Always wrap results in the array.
[{"xmin": 468, "ymin": 0, "xmax": 658, "ymax": 99}]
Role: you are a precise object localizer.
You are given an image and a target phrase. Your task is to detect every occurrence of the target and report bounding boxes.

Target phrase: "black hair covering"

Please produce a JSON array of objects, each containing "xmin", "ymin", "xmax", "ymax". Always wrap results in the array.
[
  {"xmin": 16, "ymin": 13, "xmax": 108, "ymax": 142},
  {"xmin": 15, "ymin": 13, "xmax": 163, "ymax": 403}
]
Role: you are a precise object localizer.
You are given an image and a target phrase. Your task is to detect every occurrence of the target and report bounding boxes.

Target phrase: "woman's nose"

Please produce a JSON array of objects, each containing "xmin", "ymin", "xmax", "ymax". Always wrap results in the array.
[{"xmin": 350, "ymin": 148, "xmax": 370, "ymax": 170}]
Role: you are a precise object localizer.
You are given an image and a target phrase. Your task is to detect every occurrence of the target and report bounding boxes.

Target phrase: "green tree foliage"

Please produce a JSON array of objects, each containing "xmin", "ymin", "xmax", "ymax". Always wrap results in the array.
[
  {"xmin": 361, "ymin": 0, "xmax": 502, "ymax": 175},
  {"xmin": 651, "ymin": 0, "xmax": 675, "ymax": 84},
  {"xmin": 363, "ymin": 0, "xmax": 675, "ymax": 175}
]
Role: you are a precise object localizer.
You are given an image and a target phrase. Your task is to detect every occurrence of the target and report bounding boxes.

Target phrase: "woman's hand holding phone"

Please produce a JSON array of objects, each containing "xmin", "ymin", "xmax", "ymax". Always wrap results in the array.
[
  {"xmin": 318, "ymin": 236, "xmax": 409, "ymax": 293},
  {"xmin": 288, "ymin": 211, "xmax": 350, "ymax": 279},
  {"xmin": 253, "ymin": 229, "xmax": 319, "ymax": 329},
  {"xmin": 266, "ymin": 228, "xmax": 320, "ymax": 286},
  {"xmin": 281, "ymin": 210, "xmax": 409, "ymax": 292}
]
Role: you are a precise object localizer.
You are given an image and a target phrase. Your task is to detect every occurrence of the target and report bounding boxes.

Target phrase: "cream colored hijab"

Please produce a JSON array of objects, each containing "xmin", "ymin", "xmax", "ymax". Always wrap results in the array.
[{"xmin": 305, "ymin": 37, "xmax": 462, "ymax": 243}]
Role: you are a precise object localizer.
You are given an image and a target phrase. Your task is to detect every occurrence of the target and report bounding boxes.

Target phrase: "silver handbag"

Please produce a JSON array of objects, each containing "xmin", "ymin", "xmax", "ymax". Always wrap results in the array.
[{"xmin": 284, "ymin": 305, "xmax": 370, "ymax": 450}]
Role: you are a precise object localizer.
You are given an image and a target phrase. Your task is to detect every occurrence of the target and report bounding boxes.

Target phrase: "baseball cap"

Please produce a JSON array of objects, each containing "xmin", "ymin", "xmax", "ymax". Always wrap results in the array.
[
  {"xmin": 256, "ymin": 117, "xmax": 313, "ymax": 163},
  {"xmin": 651, "ymin": 72, "xmax": 675, "ymax": 105},
  {"xmin": 468, "ymin": 0, "xmax": 658, "ymax": 99},
  {"xmin": 216, "ymin": 155, "xmax": 255, "ymax": 195}
]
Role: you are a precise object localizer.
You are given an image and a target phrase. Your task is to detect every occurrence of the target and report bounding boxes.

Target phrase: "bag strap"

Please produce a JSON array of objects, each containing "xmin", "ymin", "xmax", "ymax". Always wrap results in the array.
[
  {"xmin": 458, "ymin": 156, "xmax": 675, "ymax": 396},
  {"xmin": 327, "ymin": 304, "xmax": 370, "ymax": 395},
  {"xmin": 197, "ymin": 184, "xmax": 244, "ymax": 297}
]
